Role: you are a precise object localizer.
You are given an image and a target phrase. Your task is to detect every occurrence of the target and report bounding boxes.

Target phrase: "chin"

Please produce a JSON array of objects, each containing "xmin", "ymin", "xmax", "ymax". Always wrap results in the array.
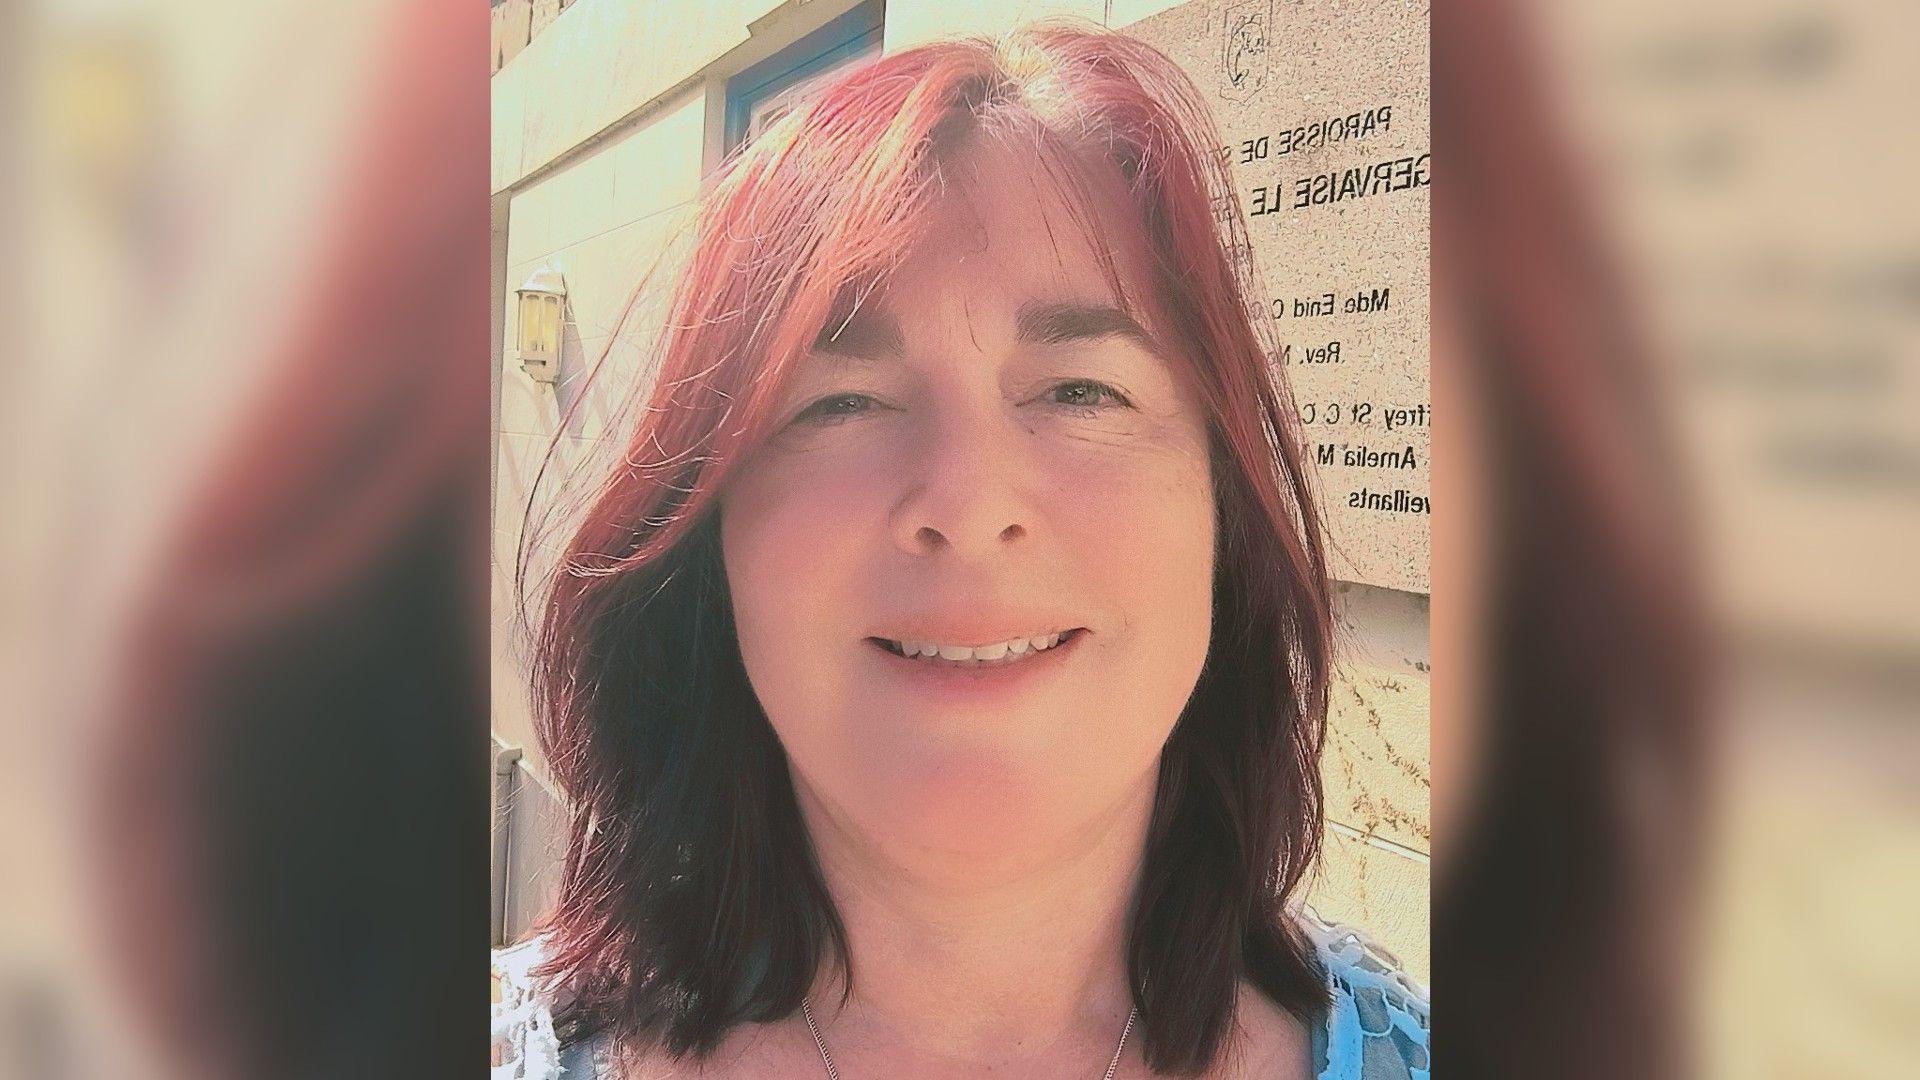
[{"xmin": 858, "ymin": 750, "xmax": 1070, "ymax": 849}]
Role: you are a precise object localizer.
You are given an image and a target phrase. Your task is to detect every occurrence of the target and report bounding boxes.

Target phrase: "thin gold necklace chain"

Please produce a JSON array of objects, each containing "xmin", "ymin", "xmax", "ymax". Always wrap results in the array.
[{"xmin": 798, "ymin": 998, "xmax": 1140, "ymax": 1080}]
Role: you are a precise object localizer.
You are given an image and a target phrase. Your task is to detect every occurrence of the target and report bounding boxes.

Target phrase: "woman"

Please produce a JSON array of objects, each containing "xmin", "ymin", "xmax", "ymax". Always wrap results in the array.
[{"xmin": 496, "ymin": 24, "xmax": 1428, "ymax": 1079}]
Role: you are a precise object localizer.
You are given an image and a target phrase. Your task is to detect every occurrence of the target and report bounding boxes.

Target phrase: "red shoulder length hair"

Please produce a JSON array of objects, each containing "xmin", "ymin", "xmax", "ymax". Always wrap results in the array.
[{"xmin": 518, "ymin": 23, "xmax": 1333, "ymax": 1076}]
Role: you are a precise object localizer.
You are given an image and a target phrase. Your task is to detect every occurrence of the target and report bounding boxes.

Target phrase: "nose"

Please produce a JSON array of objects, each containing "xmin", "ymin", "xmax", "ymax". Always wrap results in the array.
[{"xmin": 889, "ymin": 407, "xmax": 1031, "ymax": 560}]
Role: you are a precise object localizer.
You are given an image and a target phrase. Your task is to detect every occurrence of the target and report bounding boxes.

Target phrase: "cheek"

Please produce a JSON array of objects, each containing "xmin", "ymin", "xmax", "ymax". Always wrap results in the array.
[
  {"xmin": 1045, "ymin": 419, "xmax": 1216, "ymax": 570},
  {"xmin": 718, "ymin": 448, "xmax": 897, "ymax": 725},
  {"xmin": 720, "ymin": 459, "xmax": 858, "ymax": 648},
  {"xmin": 1043, "ymin": 437, "xmax": 1217, "ymax": 684},
  {"xmin": 720, "ymin": 441, "xmax": 899, "ymax": 570}
]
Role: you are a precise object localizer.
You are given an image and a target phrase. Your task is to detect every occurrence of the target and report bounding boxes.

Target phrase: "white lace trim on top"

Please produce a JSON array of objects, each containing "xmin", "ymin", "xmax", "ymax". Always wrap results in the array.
[{"xmin": 491, "ymin": 937, "xmax": 565, "ymax": 1079}]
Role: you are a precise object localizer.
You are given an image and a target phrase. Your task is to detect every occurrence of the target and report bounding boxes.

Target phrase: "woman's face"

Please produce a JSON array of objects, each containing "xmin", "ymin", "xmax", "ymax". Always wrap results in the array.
[{"xmin": 721, "ymin": 141, "xmax": 1217, "ymax": 858}]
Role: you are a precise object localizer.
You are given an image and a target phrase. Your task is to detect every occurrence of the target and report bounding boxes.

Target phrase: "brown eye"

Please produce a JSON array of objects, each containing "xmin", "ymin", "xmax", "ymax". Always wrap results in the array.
[{"xmin": 1048, "ymin": 380, "xmax": 1131, "ymax": 409}]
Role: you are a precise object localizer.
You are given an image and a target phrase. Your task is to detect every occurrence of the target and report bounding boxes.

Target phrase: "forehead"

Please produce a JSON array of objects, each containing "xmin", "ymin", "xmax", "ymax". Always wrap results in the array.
[{"xmin": 870, "ymin": 134, "xmax": 1166, "ymax": 326}]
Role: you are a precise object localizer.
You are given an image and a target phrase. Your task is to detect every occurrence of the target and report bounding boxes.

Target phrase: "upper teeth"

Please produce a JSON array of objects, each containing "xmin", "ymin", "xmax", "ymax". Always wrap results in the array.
[{"xmin": 892, "ymin": 632, "xmax": 1066, "ymax": 661}]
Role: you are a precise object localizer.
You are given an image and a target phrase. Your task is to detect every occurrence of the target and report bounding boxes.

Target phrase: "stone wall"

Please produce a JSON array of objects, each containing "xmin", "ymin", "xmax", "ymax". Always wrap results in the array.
[{"xmin": 491, "ymin": 0, "xmax": 579, "ymax": 74}]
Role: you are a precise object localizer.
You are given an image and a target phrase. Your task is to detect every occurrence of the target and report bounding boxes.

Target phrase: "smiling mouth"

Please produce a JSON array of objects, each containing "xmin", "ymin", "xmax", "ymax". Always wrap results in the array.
[{"xmin": 871, "ymin": 629, "xmax": 1087, "ymax": 666}]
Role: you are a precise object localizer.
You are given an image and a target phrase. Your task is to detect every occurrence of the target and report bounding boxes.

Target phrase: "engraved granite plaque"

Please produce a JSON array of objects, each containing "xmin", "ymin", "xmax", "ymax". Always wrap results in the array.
[{"xmin": 1130, "ymin": 0, "xmax": 1431, "ymax": 593}]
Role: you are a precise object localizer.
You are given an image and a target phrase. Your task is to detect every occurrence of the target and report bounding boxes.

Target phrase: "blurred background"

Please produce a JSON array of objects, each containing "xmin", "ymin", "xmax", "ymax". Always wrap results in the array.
[
  {"xmin": 1, "ymin": 0, "xmax": 1913, "ymax": 1078},
  {"xmin": 1434, "ymin": 0, "xmax": 1917, "ymax": 1074},
  {"xmin": 6, "ymin": 1, "xmax": 488, "ymax": 1077}
]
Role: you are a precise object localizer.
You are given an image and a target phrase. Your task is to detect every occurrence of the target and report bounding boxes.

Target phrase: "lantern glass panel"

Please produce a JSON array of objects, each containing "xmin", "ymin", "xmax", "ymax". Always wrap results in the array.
[
  {"xmin": 516, "ymin": 292, "xmax": 538, "ymax": 355},
  {"xmin": 542, "ymin": 295, "xmax": 562, "ymax": 355},
  {"xmin": 518, "ymin": 291, "xmax": 559, "ymax": 358}
]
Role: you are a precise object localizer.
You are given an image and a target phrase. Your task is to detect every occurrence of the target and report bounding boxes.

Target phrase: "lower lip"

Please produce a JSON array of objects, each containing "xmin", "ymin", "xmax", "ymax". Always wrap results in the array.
[{"xmin": 866, "ymin": 631, "xmax": 1087, "ymax": 695}]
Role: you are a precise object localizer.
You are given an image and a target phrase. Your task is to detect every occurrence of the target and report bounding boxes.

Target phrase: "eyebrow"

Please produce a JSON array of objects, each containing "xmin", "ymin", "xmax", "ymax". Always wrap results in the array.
[
  {"xmin": 811, "ymin": 300, "xmax": 1163, "ymax": 360},
  {"xmin": 1015, "ymin": 300, "xmax": 1163, "ymax": 355}
]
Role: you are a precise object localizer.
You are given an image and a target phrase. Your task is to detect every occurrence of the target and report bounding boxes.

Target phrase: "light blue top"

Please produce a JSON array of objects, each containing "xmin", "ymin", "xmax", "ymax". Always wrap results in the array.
[{"xmin": 492, "ymin": 908, "xmax": 1428, "ymax": 1079}]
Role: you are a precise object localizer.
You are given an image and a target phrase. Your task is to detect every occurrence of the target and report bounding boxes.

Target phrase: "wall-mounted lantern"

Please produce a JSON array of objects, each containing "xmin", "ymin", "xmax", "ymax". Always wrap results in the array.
[{"xmin": 514, "ymin": 265, "xmax": 567, "ymax": 384}]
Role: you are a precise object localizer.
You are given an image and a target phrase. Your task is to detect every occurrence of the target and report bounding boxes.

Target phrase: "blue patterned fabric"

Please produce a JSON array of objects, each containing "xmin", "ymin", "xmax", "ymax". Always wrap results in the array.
[
  {"xmin": 1300, "ymin": 909, "xmax": 1430, "ymax": 1080},
  {"xmin": 493, "ymin": 909, "xmax": 1429, "ymax": 1078}
]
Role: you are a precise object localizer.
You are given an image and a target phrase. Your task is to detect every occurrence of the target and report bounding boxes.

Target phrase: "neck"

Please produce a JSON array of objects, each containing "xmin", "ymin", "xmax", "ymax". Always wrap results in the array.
[{"xmin": 795, "ymin": 772, "xmax": 1156, "ymax": 1069}]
